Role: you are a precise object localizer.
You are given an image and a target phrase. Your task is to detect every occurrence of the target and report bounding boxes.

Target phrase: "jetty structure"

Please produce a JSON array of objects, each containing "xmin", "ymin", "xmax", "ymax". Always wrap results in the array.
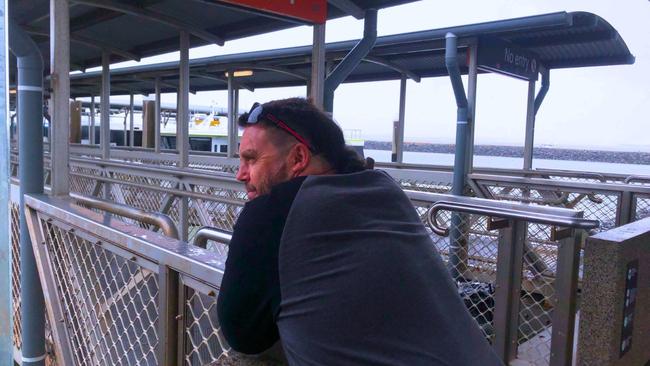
[{"xmin": 3, "ymin": 1, "xmax": 649, "ymax": 366}]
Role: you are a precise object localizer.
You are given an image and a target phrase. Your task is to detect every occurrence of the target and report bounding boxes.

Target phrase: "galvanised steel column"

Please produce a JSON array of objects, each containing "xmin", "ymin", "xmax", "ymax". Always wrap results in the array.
[
  {"xmin": 226, "ymin": 73, "xmax": 236, "ymax": 158},
  {"xmin": 323, "ymin": 9, "xmax": 377, "ymax": 113},
  {"xmin": 445, "ymin": 33, "xmax": 470, "ymax": 282},
  {"xmin": 523, "ymin": 80, "xmax": 536, "ymax": 170},
  {"xmin": 177, "ymin": 31, "xmax": 189, "ymax": 241},
  {"xmin": 154, "ymin": 77, "xmax": 161, "ymax": 153},
  {"xmin": 310, "ymin": 23, "xmax": 325, "ymax": 109},
  {"xmin": 0, "ymin": 9, "xmax": 11, "ymax": 363},
  {"xmin": 394, "ymin": 75, "xmax": 407, "ymax": 163},
  {"xmin": 90, "ymin": 95, "xmax": 95, "ymax": 144},
  {"xmin": 129, "ymin": 93, "xmax": 134, "ymax": 147},
  {"xmin": 8, "ymin": 18, "xmax": 46, "ymax": 366},
  {"xmin": 50, "ymin": 0, "xmax": 70, "ymax": 197},
  {"xmin": 465, "ymin": 42, "xmax": 478, "ymax": 173},
  {"xmin": 524, "ymin": 67, "xmax": 549, "ymax": 170},
  {"xmin": 100, "ymin": 51, "xmax": 110, "ymax": 198}
]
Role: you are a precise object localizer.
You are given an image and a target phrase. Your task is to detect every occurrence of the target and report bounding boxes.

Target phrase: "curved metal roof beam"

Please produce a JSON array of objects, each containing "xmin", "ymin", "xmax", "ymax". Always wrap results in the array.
[
  {"xmin": 328, "ymin": 0, "xmax": 365, "ymax": 20},
  {"xmin": 190, "ymin": 72, "xmax": 254, "ymax": 92},
  {"xmin": 363, "ymin": 55, "xmax": 421, "ymax": 82},
  {"xmin": 114, "ymin": 76, "xmax": 198, "ymax": 94},
  {"xmin": 71, "ymin": 0, "xmax": 225, "ymax": 46},
  {"xmin": 209, "ymin": 64, "xmax": 308, "ymax": 80},
  {"xmin": 24, "ymin": 26, "xmax": 141, "ymax": 62}
]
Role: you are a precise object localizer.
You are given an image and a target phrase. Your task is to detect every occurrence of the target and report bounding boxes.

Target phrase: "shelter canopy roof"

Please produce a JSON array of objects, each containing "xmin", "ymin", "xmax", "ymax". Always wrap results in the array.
[
  {"xmin": 65, "ymin": 11, "xmax": 635, "ymax": 97},
  {"xmin": 10, "ymin": 0, "xmax": 414, "ymax": 72}
]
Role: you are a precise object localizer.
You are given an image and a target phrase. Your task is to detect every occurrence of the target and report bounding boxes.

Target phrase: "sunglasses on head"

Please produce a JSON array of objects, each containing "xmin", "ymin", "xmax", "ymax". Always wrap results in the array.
[{"xmin": 245, "ymin": 102, "xmax": 314, "ymax": 152}]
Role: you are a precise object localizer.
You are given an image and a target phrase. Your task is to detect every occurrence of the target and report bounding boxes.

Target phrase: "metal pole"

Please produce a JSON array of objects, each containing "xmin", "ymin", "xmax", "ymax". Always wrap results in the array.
[
  {"xmin": 323, "ymin": 9, "xmax": 377, "ymax": 113},
  {"xmin": 310, "ymin": 23, "xmax": 325, "ymax": 109},
  {"xmin": 154, "ymin": 77, "xmax": 161, "ymax": 153},
  {"xmin": 100, "ymin": 51, "xmax": 110, "ymax": 198},
  {"xmin": 465, "ymin": 42, "xmax": 478, "ymax": 174},
  {"xmin": 50, "ymin": 0, "xmax": 70, "ymax": 197},
  {"xmin": 492, "ymin": 221, "xmax": 526, "ymax": 361},
  {"xmin": 226, "ymin": 73, "xmax": 236, "ymax": 158},
  {"xmin": 8, "ymin": 17, "xmax": 46, "ymax": 365},
  {"xmin": 178, "ymin": 31, "xmax": 189, "ymax": 242},
  {"xmin": 395, "ymin": 75, "xmax": 407, "ymax": 163},
  {"xmin": 523, "ymin": 80, "xmax": 536, "ymax": 170},
  {"xmin": 129, "ymin": 93, "xmax": 134, "ymax": 147},
  {"xmin": 90, "ymin": 95, "xmax": 95, "ymax": 144},
  {"xmin": 0, "ymin": 7, "xmax": 11, "ymax": 361},
  {"xmin": 445, "ymin": 33, "xmax": 470, "ymax": 281}
]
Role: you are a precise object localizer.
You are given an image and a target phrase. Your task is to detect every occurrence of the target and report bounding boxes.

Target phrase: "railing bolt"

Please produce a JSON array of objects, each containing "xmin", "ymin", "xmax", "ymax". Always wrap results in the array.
[
  {"xmin": 175, "ymin": 314, "xmax": 183, "ymax": 320},
  {"xmin": 207, "ymin": 290, "xmax": 216, "ymax": 297},
  {"xmin": 59, "ymin": 318, "xmax": 64, "ymax": 323},
  {"xmin": 69, "ymin": 228, "xmax": 75, "ymax": 233},
  {"xmin": 96, "ymin": 240, "xmax": 102, "ymax": 245},
  {"xmin": 47, "ymin": 218, "xmax": 53, "ymax": 223},
  {"xmin": 131, "ymin": 256, "xmax": 137, "ymax": 261}
]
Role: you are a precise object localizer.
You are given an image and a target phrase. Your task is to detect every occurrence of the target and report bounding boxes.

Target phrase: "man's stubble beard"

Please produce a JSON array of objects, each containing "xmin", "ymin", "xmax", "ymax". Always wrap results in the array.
[{"xmin": 256, "ymin": 161, "xmax": 293, "ymax": 197}]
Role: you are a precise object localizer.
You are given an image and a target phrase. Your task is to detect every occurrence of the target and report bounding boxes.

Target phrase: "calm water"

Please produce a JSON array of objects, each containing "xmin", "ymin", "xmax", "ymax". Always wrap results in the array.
[{"xmin": 365, "ymin": 149, "xmax": 650, "ymax": 176}]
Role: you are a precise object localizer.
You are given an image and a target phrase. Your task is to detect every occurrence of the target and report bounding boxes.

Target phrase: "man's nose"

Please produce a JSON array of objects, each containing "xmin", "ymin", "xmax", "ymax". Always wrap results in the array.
[{"xmin": 235, "ymin": 166, "xmax": 247, "ymax": 182}]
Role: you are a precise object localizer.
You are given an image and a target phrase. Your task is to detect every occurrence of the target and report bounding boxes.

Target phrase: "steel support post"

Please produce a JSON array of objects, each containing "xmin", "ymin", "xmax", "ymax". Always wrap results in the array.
[
  {"xmin": 310, "ymin": 23, "xmax": 326, "ymax": 109},
  {"xmin": 523, "ymin": 80, "xmax": 537, "ymax": 170},
  {"xmin": 50, "ymin": 0, "xmax": 70, "ymax": 197},
  {"xmin": 178, "ymin": 31, "xmax": 190, "ymax": 241},
  {"xmin": 155, "ymin": 77, "xmax": 161, "ymax": 153},
  {"xmin": 393, "ymin": 75, "xmax": 407, "ymax": 163},
  {"xmin": 90, "ymin": 95, "xmax": 95, "ymax": 144},
  {"xmin": 493, "ymin": 220, "xmax": 526, "ymax": 362},
  {"xmin": 158, "ymin": 264, "xmax": 180, "ymax": 366},
  {"xmin": 8, "ymin": 15, "xmax": 46, "ymax": 365},
  {"xmin": 617, "ymin": 191, "xmax": 634, "ymax": 226},
  {"xmin": 323, "ymin": 9, "xmax": 377, "ymax": 113},
  {"xmin": 226, "ymin": 73, "xmax": 237, "ymax": 158},
  {"xmin": 129, "ymin": 93, "xmax": 134, "ymax": 147},
  {"xmin": 446, "ymin": 33, "xmax": 470, "ymax": 281},
  {"xmin": 100, "ymin": 51, "xmax": 111, "ymax": 198},
  {"xmin": 465, "ymin": 42, "xmax": 478, "ymax": 174},
  {"xmin": 0, "ymin": 7, "xmax": 10, "ymax": 360},
  {"xmin": 550, "ymin": 229, "xmax": 582, "ymax": 366}
]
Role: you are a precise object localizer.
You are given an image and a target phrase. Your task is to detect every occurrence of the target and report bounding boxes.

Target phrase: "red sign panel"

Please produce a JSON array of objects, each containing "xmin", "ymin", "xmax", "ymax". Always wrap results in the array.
[{"xmin": 219, "ymin": 0, "xmax": 327, "ymax": 24}]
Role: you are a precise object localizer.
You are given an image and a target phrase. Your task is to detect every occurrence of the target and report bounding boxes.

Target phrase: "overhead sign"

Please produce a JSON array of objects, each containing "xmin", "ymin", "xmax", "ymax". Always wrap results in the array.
[
  {"xmin": 218, "ymin": 0, "xmax": 327, "ymax": 24},
  {"xmin": 477, "ymin": 36, "xmax": 540, "ymax": 81}
]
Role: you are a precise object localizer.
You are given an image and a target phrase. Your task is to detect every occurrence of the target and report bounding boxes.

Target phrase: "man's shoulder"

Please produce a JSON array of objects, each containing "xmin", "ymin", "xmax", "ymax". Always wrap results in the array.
[{"xmin": 240, "ymin": 176, "xmax": 308, "ymax": 221}]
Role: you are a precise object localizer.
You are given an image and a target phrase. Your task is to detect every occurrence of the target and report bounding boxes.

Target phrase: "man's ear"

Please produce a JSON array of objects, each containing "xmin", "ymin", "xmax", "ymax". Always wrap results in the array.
[{"xmin": 288, "ymin": 143, "xmax": 311, "ymax": 177}]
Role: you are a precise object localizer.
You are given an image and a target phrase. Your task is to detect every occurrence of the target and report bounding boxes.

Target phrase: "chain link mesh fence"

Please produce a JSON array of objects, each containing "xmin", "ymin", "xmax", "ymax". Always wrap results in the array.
[
  {"xmin": 634, "ymin": 194, "xmax": 650, "ymax": 221},
  {"xmin": 183, "ymin": 286, "xmax": 230, "ymax": 365},
  {"xmin": 39, "ymin": 216, "xmax": 160, "ymax": 365},
  {"xmin": 483, "ymin": 185, "xmax": 619, "ymax": 232},
  {"xmin": 10, "ymin": 203, "xmax": 21, "ymax": 351}
]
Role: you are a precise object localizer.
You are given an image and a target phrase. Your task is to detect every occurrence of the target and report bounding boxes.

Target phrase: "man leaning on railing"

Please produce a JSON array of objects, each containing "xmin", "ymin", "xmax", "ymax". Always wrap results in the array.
[{"xmin": 217, "ymin": 98, "xmax": 502, "ymax": 365}]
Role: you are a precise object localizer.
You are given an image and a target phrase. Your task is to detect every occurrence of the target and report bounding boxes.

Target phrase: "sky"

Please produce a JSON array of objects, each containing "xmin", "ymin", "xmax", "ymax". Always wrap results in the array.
[{"xmin": 91, "ymin": 0, "xmax": 650, "ymax": 151}]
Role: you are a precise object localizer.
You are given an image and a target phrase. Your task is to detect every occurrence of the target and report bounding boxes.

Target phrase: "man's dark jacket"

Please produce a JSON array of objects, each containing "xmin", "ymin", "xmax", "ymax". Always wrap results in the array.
[{"xmin": 218, "ymin": 170, "xmax": 502, "ymax": 365}]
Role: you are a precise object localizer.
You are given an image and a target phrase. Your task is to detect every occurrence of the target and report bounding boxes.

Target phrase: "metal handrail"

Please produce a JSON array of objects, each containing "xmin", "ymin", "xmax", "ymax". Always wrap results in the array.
[
  {"xmin": 70, "ymin": 192, "xmax": 180, "ymax": 239},
  {"xmin": 427, "ymin": 200, "xmax": 600, "ymax": 237},
  {"xmin": 193, "ymin": 226, "xmax": 231, "ymax": 248},
  {"xmin": 623, "ymin": 175, "xmax": 650, "ymax": 184}
]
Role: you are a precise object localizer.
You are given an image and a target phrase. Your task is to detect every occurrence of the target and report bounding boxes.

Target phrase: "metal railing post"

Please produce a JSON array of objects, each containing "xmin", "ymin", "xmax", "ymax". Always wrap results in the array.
[
  {"xmin": 617, "ymin": 191, "xmax": 634, "ymax": 226},
  {"xmin": 158, "ymin": 264, "xmax": 180, "ymax": 366},
  {"xmin": 550, "ymin": 228, "xmax": 582, "ymax": 366},
  {"xmin": 492, "ymin": 220, "xmax": 526, "ymax": 362}
]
